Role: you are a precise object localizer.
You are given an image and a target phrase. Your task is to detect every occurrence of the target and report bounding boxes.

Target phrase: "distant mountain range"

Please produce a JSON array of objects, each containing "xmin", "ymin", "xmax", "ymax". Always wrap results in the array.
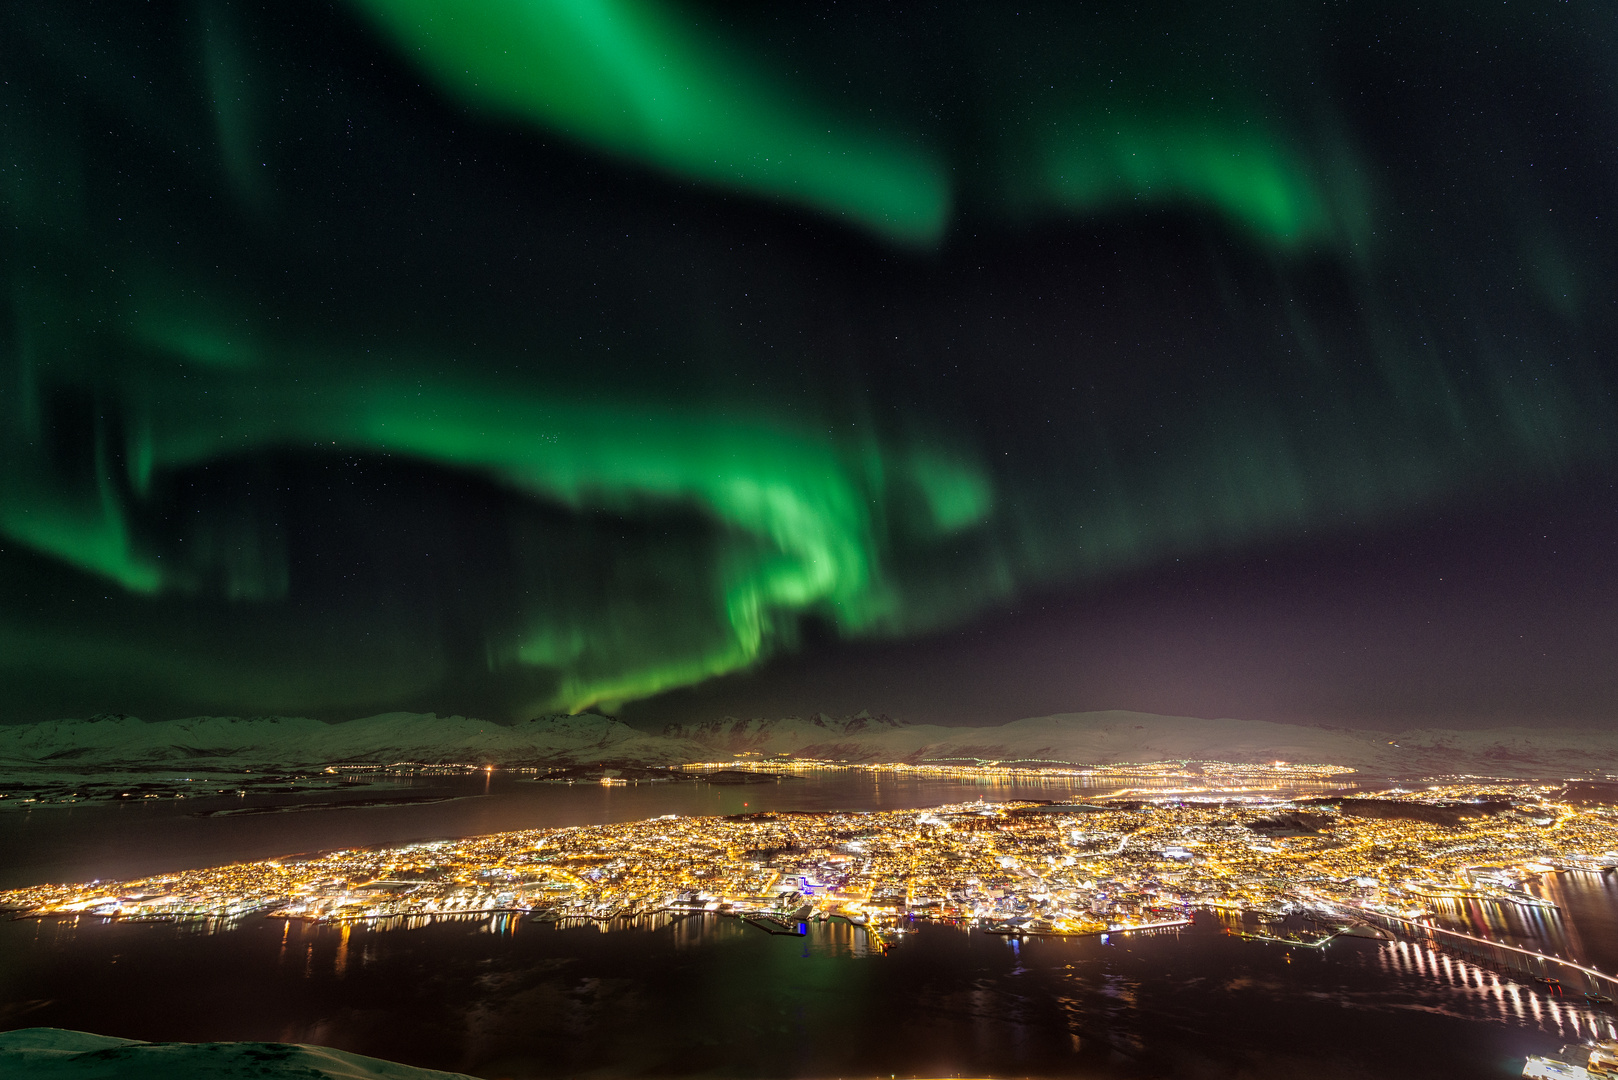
[{"xmin": 2, "ymin": 709, "xmax": 1615, "ymax": 779}]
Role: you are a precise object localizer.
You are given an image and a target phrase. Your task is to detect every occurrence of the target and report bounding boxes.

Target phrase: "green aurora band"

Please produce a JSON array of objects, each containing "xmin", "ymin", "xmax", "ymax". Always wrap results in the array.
[
  {"xmin": 336, "ymin": 0, "xmax": 1340, "ymax": 249},
  {"xmin": 1, "ymin": 1, "xmax": 1615, "ymax": 718}
]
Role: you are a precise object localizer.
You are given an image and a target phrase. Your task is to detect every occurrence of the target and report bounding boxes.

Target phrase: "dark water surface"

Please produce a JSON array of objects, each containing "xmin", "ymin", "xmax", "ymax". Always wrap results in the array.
[{"xmin": 0, "ymin": 909, "xmax": 1610, "ymax": 1080}]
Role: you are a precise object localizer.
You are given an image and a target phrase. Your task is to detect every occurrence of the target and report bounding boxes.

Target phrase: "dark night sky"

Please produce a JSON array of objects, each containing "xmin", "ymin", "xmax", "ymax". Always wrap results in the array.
[{"xmin": 3, "ymin": 1, "xmax": 1617, "ymax": 729}]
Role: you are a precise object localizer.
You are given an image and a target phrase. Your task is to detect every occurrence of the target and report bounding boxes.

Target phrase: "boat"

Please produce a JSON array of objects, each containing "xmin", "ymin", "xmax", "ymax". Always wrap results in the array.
[{"xmin": 1523, "ymin": 1040, "xmax": 1618, "ymax": 1078}]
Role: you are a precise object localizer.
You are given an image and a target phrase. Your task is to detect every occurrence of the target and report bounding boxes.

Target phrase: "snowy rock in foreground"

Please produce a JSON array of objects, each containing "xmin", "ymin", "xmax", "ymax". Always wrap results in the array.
[{"xmin": 0, "ymin": 1028, "xmax": 474, "ymax": 1080}]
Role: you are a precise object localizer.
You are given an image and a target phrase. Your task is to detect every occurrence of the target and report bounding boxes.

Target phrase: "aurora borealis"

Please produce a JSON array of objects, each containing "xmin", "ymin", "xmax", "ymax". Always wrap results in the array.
[{"xmin": 4, "ymin": 1, "xmax": 1618, "ymax": 724}]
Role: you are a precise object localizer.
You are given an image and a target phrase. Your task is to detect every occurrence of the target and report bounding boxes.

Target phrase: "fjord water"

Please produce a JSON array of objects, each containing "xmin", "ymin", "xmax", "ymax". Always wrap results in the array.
[
  {"xmin": 1, "ymin": 775, "xmax": 1613, "ymax": 1079},
  {"xmin": 0, "ymin": 907, "xmax": 1611, "ymax": 1080}
]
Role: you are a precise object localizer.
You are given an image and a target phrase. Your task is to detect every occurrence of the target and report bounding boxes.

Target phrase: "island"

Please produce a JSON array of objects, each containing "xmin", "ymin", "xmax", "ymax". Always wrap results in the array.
[{"xmin": 5, "ymin": 776, "xmax": 1614, "ymax": 952}]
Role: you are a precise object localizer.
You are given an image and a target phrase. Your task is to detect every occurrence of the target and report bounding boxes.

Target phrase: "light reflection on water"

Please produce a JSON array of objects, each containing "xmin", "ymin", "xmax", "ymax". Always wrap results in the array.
[
  {"xmin": 1366, "ymin": 933, "xmax": 1616, "ymax": 1040},
  {"xmin": 1, "ymin": 908, "xmax": 1606, "ymax": 1079},
  {"xmin": 1427, "ymin": 867, "xmax": 1618, "ymax": 972}
]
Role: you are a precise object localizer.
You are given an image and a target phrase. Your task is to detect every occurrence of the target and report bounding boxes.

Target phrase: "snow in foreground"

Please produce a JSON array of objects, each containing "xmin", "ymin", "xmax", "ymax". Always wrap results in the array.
[{"xmin": 0, "ymin": 1028, "xmax": 473, "ymax": 1080}]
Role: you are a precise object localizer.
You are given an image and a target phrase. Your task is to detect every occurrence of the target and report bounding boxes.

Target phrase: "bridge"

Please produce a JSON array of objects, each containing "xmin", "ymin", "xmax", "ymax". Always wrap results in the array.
[{"xmin": 1350, "ymin": 907, "xmax": 1618, "ymax": 1000}]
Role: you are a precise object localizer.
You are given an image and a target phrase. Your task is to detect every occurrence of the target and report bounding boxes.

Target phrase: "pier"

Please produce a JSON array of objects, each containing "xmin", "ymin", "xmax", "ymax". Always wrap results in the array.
[{"xmin": 741, "ymin": 913, "xmax": 807, "ymax": 936}]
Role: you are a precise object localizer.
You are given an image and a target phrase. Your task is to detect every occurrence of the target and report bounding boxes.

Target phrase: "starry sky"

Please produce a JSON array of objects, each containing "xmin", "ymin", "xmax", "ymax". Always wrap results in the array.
[{"xmin": 3, "ymin": 1, "xmax": 1616, "ymax": 728}]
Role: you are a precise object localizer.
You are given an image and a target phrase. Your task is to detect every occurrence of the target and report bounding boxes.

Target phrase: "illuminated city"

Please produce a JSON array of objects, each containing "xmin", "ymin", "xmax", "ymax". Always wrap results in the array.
[
  {"xmin": 680, "ymin": 756, "xmax": 1359, "ymax": 785},
  {"xmin": 6, "ymin": 775, "xmax": 1613, "ymax": 951}
]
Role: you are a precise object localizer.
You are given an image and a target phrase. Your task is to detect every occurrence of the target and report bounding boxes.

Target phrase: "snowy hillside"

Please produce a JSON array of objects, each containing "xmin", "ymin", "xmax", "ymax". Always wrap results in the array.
[
  {"xmin": 0, "ymin": 712, "xmax": 703, "ymax": 769},
  {"xmin": 1, "ymin": 708, "xmax": 1613, "ymax": 778},
  {"xmin": 667, "ymin": 710, "xmax": 1618, "ymax": 777},
  {"xmin": 0, "ymin": 1028, "xmax": 474, "ymax": 1080}
]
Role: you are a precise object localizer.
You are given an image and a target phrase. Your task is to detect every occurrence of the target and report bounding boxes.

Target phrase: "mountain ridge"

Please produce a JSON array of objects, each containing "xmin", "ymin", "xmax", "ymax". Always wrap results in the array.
[{"xmin": 2, "ymin": 710, "xmax": 1614, "ymax": 778}]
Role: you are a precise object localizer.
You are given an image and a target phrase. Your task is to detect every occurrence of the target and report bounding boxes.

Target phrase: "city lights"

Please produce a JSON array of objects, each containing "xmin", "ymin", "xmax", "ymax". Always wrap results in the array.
[{"xmin": 4, "ymin": 777, "xmax": 1612, "ymax": 948}]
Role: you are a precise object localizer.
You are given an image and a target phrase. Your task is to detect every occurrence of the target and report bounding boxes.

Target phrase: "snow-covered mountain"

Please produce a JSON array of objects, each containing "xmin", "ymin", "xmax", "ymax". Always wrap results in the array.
[
  {"xmin": 665, "ymin": 711, "xmax": 1618, "ymax": 777},
  {"xmin": 0, "ymin": 708, "xmax": 1613, "ymax": 778},
  {"xmin": 0, "ymin": 1027, "xmax": 474, "ymax": 1080},
  {"xmin": 0, "ymin": 712, "xmax": 697, "ymax": 769}
]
